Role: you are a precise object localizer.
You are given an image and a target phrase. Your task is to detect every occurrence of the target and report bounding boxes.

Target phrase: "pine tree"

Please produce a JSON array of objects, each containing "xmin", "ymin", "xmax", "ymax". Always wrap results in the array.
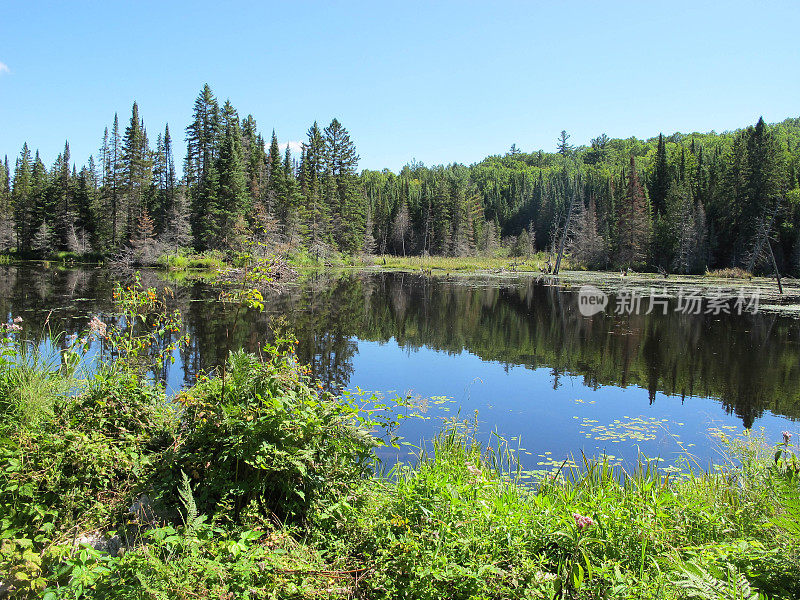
[
  {"xmin": 193, "ymin": 160, "xmax": 220, "ymax": 251},
  {"xmin": 666, "ymin": 180, "xmax": 705, "ymax": 274},
  {"xmin": 241, "ymin": 116, "xmax": 267, "ymax": 208}
]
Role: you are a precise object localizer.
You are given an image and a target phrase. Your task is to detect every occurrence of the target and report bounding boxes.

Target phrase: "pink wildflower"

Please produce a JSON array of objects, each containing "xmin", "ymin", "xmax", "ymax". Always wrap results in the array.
[
  {"xmin": 572, "ymin": 512, "xmax": 595, "ymax": 531},
  {"xmin": 466, "ymin": 464, "xmax": 481, "ymax": 480},
  {"xmin": 783, "ymin": 431, "xmax": 792, "ymax": 446},
  {"xmin": 13, "ymin": 316, "xmax": 23, "ymax": 324},
  {"xmin": 88, "ymin": 316, "xmax": 107, "ymax": 337}
]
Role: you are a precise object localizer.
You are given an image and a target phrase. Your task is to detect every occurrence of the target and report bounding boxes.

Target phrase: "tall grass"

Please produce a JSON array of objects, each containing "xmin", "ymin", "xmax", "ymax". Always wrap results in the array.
[
  {"xmin": 156, "ymin": 251, "xmax": 226, "ymax": 271},
  {"xmin": 340, "ymin": 421, "xmax": 800, "ymax": 598}
]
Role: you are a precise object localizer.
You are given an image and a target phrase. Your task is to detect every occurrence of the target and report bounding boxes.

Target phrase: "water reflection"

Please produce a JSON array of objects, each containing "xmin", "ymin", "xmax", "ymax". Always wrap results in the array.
[{"xmin": 2, "ymin": 265, "xmax": 799, "ymax": 435}]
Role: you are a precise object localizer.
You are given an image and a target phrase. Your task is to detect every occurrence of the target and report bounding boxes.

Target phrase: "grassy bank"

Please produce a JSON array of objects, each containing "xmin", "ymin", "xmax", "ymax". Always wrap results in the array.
[
  {"xmin": 1, "ymin": 284, "xmax": 800, "ymax": 599},
  {"xmin": 366, "ymin": 253, "xmax": 564, "ymax": 273}
]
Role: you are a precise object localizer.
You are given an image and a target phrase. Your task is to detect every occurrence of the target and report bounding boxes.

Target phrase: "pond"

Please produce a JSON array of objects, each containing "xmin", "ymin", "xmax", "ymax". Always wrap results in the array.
[{"xmin": 2, "ymin": 264, "xmax": 798, "ymax": 473}]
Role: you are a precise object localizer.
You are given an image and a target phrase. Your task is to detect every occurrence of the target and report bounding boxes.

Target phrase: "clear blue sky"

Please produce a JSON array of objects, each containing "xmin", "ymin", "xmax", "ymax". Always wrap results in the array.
[{"xmin": 1, "ymin": 1, "xmax": 798, "ymax": 172}]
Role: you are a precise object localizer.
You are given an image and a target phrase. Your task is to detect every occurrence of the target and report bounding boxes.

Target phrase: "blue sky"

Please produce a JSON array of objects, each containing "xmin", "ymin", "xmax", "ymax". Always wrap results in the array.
[{"xmin": 1, "ymin": 1, "xmax": 798, "ymax": 172}]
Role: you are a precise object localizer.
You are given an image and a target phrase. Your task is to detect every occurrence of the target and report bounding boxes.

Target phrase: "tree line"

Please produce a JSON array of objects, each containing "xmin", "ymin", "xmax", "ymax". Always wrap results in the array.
[{"xmin": 1, "ymin": 85, "xmax": 799, "ymax": 273}]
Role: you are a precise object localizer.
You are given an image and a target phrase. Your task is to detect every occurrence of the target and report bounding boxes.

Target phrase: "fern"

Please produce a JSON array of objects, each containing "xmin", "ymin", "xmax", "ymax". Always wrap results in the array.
[
  {"xmin": 771, "ymin": 473, "xmax": 800, "ymax": 537},
  {"xmin": 177, "ymin": 470, "xmax": 202, "ymax": 533},
  {"xmin": 671, "ymin": 562, "xmax": 763, "ymax": 600}
]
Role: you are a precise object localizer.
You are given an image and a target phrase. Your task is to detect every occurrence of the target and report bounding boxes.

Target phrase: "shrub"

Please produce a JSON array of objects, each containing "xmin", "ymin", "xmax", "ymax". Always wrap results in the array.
[{"xmin": 164, "ymin": 346, "xmax": 382, "ymax": 527}]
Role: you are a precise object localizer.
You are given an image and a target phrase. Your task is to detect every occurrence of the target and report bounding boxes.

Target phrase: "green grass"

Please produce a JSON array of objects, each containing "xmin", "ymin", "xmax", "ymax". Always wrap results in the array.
[
  {"xmin": 155, "ymin": 251, "xmax": 226, "ymax": 271},
  {"xmin": 368, "ymin": 253, "xmax": 567, "ymax": 273}
]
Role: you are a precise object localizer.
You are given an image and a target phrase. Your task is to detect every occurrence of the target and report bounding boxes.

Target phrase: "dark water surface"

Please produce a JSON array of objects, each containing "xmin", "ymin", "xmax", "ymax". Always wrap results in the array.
[{"xmin": 2, "ymin": 264, "xmax": 798, "ymax": 471}]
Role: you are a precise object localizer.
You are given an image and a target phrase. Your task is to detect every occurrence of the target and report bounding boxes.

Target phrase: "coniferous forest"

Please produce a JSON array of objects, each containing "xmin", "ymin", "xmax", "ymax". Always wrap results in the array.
[{"xmin": 1, "ymin": 83, "xmax": 799, "ymax": 274}]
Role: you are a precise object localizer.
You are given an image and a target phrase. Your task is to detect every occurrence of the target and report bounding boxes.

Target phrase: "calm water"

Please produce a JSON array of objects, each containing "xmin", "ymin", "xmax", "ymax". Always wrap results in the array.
[{"xmin": 2, "ymin": 264, "xmax": 798, "ymax": 471}]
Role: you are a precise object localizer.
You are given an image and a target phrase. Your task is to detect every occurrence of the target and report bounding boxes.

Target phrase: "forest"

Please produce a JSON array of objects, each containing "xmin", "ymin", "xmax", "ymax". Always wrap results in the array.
[{"xmin": 1, "ymin": 84, "xmax": 799, "ymax": 274}]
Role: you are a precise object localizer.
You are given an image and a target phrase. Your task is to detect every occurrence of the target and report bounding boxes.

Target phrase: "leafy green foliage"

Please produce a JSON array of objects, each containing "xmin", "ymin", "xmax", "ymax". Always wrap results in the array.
[{"xmin": 166, "ymin": 347, "xmax": 382, "ymax": 526}]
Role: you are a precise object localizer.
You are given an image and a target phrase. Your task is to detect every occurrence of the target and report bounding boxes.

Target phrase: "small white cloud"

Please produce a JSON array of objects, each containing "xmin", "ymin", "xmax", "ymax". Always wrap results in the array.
[
  {"xmin": 0, "ymin": 62, "xmax": 9, "ymax": 75},
  {"xmin": 278, "ymin": 141, "xmax": 303, "ymax": 156}
]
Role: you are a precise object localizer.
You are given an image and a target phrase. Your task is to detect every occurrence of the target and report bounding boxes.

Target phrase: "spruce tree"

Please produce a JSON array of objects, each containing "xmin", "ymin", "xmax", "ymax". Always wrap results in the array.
[
  {"xmin": 215, "ymin": 117, "xmax": 248, "ymax": 250},
  {"xmin": 324, "ymin": 118, "xmax": 363, "ymax": 253},
  {"xmin": 109, "ymin": 114, "xmax": 123, "ymax": 246},
  {"xmin": 11, "ymin": 144, "xmax": 32, "ymax": 251},
  {"xmin": 301, "ymin": 122, "xmax": 329, "ymax": 252},
  {"xmin": 267, "ymin": 130, "xmax": 284, "ymax": 218},
  {"xmin": 743, "ymin": 117, "xmax": 784, "ymax": 269},
  {"xmin": 557, "ymin": 130, "xmax": 574, "ymax": 156},
  {"xmin": 0, "ymin": 156, "xmax": 14, "ymax": 251},
  {"xmin": 185, "ymin": 84, "xmax": 220, "ymax": 190},
  {"xmin": 121, "ymin": 102, "xmax": 153, "ymax": 243},
  {"xmin": 650, "ymin": 133, "xmax": 670, "ymax": 215},
  {"xmin": 54, "ymin": 140, "xmax": 75, "ymax": 249}
]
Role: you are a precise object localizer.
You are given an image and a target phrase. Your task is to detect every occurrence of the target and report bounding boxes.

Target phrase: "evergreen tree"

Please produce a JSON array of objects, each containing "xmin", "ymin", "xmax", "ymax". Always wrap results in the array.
[
  {"xmin": 215, "ymin": 115, "xmax": 248, "ymax": 250},
  {"xmin": 30, "ymin": 152, "xmax": 49, "ymax": 248},
  {"xmin": 557, "ymin": 130, "xmax": 574, "ymax": 156},
  {"xmin": 108, "ymin": 114, "xmax": 123, "ymax": 246},
  {"xmin": 73, "ymin": 158, "xmax": 97, "ymax": 250},
  {"xmin": 121, "ymin": 102, "xmax": 153, "ymax": 243},
  {"xmin": 267, "ymin": 130, "xmax": 284, "ymax": 219},
  {"xmin": 743, "ymin": 117, "xmax": 784, "ymax": 270},
  {"xmin": 281, "ymin": 145, "xmax": 303, "ymax": 244},
  {"xmin": 650, "ymin": 133, "xmax": 670, "ymax": 215},
  {"xmin": 54, "ymin": 140, "xmax": 75, "ymax": 248},
  {"xmin": 11, "ymin": 144, "xmax": 32, "ymax": 251},
  {"xmin": 300, "ymin": 122, "xmax": 329, "ymax": 252},
  {"xmin": 0, "ymin": 156, "xmax": 14, "ymax": 251},
  {"xmin": 324, "ymin": 118, "xmax": 363, "ymax": 253},
  {"xmin": 185, "ymin": 84, "xmax": 220, "ymax": 190}
]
